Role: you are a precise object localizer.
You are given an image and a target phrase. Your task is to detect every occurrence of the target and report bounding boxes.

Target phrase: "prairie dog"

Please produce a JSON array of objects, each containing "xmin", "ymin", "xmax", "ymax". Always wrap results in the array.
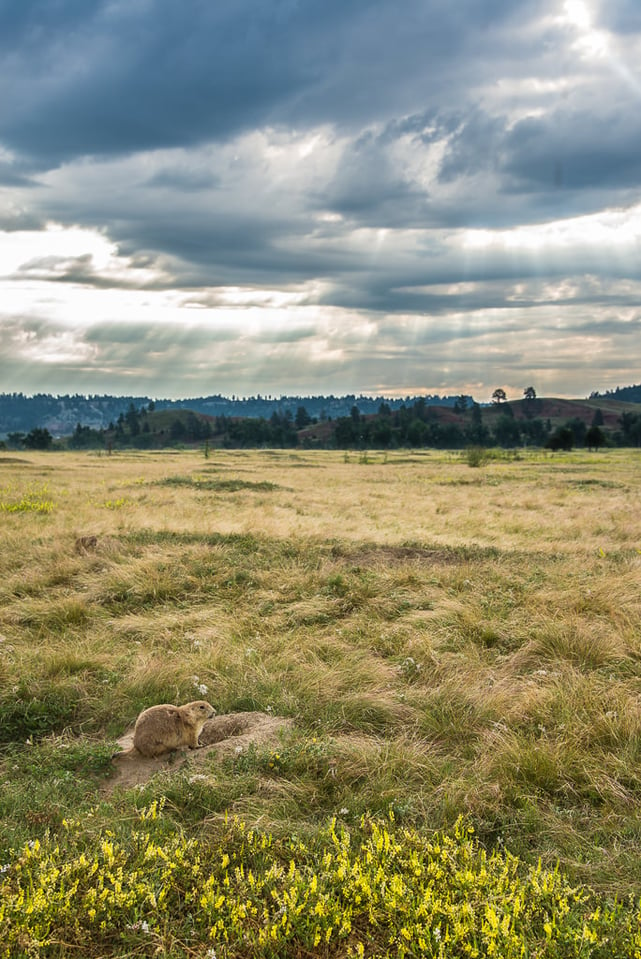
[{"xmin": 133, "ymin": 700, "xmax": 216, "ymax": 758}]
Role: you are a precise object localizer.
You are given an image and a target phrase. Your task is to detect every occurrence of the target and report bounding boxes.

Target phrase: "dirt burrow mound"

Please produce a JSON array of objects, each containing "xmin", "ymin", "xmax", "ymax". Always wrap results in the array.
[{"xmin": 104, "ymin": 711, "xmax": 293, "ymax": 795}]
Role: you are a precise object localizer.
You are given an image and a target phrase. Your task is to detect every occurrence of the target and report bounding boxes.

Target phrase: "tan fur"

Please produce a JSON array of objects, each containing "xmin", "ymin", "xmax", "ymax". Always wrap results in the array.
[{"xmin": 133, "ymin": 700, "xmax": 216, "ymax": 758}]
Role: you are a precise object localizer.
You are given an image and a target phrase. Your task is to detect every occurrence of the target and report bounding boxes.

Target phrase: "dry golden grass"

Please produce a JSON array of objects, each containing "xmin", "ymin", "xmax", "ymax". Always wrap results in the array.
[{"xmin": 1, "ymin": 446, "xmax": 641, "ymax": 898}]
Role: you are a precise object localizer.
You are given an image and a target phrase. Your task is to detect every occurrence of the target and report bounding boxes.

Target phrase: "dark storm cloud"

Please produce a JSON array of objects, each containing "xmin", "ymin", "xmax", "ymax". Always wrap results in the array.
[
  {"xmin": 0, "ymin": 165, "xmax": 38, "ymax": 188},
  {"xmin": 1, "ymin": 0, "xmax": 640, "ymax": 399},
  {"xmin": 0, "ymin": 208, "xmax": 43, "ymax": 231},
  {"xmin": 143, "ymin": 168, "xmax": 221, "ymax": 193},
  {"xmin": 1, "ymin": 0, "xmax": 311, "ymax": 161},
  {"xmin": 5, "ymin": 0, "xmax": 632, "ymax": 248},
  {"xmin": 0, "ymin": 0, "xmax": 366, "ymax": 162},
  {"xmin": 569, "ymin": 314, "xmax": 641, "ymax": 336},
  {"xmin": 438, "ymin": 110, "xmax": 506, "ymax": 185},
  {"xmin": 433, "ymin": 97, "xmax": 641, "ymax": 214},
  {"xmin": 0, "ymin": 0, "xmax": 556, "ymax": 166},
  {"xmin": 502, "ymin": 107, "xmax": 641, "ymax": 192},
  {"xmin": 0, "ymin": 0, "xmax": 99, "ymax": 51}
]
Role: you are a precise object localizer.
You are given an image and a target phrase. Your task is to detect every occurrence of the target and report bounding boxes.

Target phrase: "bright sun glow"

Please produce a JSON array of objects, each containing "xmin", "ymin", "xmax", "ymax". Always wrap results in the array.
[
  {"xmin": 462, "ymin": 204, "xmax": 641, "ymax": 252},
  {"xmin": 561, "ymin": 0, "xmax": 610, "ymax": 58},
  {"xmin": 0, "ymin": 223, "xmax": 116, "ymax": 275},
  {"xmin": 564, "ymin": 0, "xmax": 591, "ymax": 31},
  {"xmin": 0, "ymin": 222, "xmax": 170, "ymax": 292}
]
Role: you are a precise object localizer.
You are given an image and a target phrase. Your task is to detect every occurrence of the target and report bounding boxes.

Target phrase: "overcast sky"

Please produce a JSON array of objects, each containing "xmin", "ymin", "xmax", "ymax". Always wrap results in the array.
[{"xmin": 1, "ymin": 0, "xmax": 640, "ymax": 401}]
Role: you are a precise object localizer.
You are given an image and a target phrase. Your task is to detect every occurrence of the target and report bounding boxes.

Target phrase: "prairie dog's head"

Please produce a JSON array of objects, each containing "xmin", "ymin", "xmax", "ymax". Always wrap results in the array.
[{"xmin": 183, "ymin": 701, "xmax": 216, "ymax": 721}]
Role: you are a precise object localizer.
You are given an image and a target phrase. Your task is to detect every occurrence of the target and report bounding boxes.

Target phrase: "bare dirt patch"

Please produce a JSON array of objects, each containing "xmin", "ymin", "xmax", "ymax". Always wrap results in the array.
[{"xmin": 104, "ymin": 711, "xmax": 293, "ymax": 794}]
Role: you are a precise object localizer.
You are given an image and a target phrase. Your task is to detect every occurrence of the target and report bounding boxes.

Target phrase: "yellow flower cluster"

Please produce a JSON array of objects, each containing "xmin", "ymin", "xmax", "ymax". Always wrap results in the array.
[
  {"xmin": 1, "ymin": 809, "xmax": 640, "ymax": 957},
  {"xmin": 0, "ymin": 483, "xmax": 54, "ymax": 513},
  {"xmin": 100, "ymin": 496, "xmax": 132, "ymax": 510}
]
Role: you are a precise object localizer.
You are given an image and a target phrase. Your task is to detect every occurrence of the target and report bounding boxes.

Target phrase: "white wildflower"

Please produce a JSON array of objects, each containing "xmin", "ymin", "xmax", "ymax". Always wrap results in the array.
[{"xmin": 398, "ymin": 656, "xmax": 421, "ymax": 676}]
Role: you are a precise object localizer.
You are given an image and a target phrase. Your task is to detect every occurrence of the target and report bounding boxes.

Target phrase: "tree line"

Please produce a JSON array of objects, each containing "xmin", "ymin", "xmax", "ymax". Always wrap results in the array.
[
  {"xmin": 4, "ymin": 397, "xmax": 641, "ymax": 451},
  {"xmin": 0, "ymin": 390, "xmax": 472, "ymax": 435},
  {"xmin": 328, "ymin": 401, "xmax": 620, "ymax": 451}
]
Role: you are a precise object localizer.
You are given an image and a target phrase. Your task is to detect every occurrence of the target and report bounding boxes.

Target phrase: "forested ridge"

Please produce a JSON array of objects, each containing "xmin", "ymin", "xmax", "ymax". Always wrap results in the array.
[
  {"xmin": 0, "ymin": 391, "xmax": 470, "ymax": 436},
  {"xmin": 3, "ymin": 389, "xmax": 641, "ymax": 451}
]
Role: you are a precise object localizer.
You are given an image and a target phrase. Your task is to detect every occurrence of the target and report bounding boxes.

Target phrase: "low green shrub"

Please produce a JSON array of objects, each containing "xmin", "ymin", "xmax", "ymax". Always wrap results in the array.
[{"xmin": 465, "ymin": 446, "xmax": 488, "ymax": 468}]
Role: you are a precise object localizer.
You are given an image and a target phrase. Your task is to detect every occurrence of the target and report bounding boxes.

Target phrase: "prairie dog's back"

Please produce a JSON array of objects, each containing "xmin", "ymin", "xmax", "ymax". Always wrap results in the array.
[{"xmin": 133, "ymin": 701, "xmax": 215, "ymax": 758}]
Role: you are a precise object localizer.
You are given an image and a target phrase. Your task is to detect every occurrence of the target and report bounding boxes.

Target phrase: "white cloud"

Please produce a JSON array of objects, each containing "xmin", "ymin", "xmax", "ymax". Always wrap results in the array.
[{"xmin": 0, "ymin": 0, "xmax": 640, "ymax": 399}]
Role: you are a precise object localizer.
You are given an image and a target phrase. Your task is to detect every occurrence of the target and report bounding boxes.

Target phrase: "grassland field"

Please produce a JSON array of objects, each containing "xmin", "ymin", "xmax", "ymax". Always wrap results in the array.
[{"xmin": 1, "ymin": 446, "xmax": 641, "ymax": 957}]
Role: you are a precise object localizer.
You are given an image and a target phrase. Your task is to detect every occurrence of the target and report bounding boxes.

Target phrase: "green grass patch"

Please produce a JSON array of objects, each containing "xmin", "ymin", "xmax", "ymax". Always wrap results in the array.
[
  {"xmin": 15, "ymin": 597, "xmax": 91, "ymax": 632},
  {"xmin": 0, "ymin": 681, "xmax": 84, "ymax": 743},
  {"xmin": 0, "ymin": 737, "xmax": 116, "ymax": 855},
  {"xmin": 157, "ymin": 475, "xmax": 281, "ymax": 492}
]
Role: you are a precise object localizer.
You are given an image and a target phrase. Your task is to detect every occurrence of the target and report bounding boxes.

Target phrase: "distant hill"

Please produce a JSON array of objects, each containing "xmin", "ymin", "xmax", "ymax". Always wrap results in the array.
[
  {"xmin": 0, "ymin": 391, "xmax": 472, "ymax": 437},
  {"xmin": 483, "ymin": 396, "xmax": 636, "ymax": 430},
  {"xmin": 0, "ymin": 394, "xmax": 152, "ymax": 437},
  {"xmin": 2, "ymin": 390, "xmax": 641, "ymax": 449},
  {"xmin": 590, "ymin": 384, "xmax": 641, "ymax": 404},
  {"xmin": 296, "ymin": 395, "xmax": 641, "ymax": 451}
]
